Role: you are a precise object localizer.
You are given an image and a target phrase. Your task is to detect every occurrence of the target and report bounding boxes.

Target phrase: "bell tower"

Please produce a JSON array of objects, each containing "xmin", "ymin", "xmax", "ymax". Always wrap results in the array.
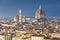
[{"xmin": 19, "ymin": 9, "xmax": 23, "ymax": 24}]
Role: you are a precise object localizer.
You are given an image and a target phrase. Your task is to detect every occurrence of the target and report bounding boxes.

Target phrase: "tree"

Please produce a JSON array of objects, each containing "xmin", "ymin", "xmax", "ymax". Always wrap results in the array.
[{"xmin": 5, "ymin": 34, "xmax": 12, "ymax": 40}]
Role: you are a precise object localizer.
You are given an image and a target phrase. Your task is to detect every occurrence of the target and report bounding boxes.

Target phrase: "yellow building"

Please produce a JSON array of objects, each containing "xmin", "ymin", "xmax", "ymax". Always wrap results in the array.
[
  {"xmin": 14, "ymin": 31, "xmax": 31, "ymax": 40},
  {"xmin": 31, "ymin": 35, "xmax": 44, "ymax": 40}
]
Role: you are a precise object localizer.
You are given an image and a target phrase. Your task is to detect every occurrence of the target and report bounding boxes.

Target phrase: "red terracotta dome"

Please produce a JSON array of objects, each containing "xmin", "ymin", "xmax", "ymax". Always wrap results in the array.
[
  {"xmin": 35, "ymin": 5, "xmax": 46, "ymax": 19},
  {"xmin": 35, "ymin": 6, "xmax": 45, "ymax": 16}
]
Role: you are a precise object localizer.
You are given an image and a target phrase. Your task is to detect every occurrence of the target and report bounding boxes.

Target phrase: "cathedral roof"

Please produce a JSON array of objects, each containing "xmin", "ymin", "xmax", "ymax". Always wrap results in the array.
[{"xmin": 35, "ymin": 5, "xmax": 46, "ymax": 16}]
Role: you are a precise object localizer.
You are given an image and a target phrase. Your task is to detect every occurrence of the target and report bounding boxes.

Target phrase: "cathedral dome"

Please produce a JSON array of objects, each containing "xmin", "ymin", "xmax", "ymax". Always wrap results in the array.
[{"xmin": 35, "ymin": 5, "xmax": 46, "ymax": 19}]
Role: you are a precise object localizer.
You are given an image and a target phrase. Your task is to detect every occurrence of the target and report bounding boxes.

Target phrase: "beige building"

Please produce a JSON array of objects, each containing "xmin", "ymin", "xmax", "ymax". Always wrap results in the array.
[
  {"xmin": 31, "ymin": 35, "xmax": 44, "ymax": 40},
  {"xmin": 1, "ymin": 23, "xmax": 15, "ymax": 27},
  {"xmin": 13, "ymin": 31, "xmax": 31, "ymax": 40},
  {"xmin": 31, "ymin": 36, "xmax": 44, "ymax": 40},
  {"xmin": 14, "ymin": 15, "xmax": 19, "ymax": 22},
  {"xmin": 0, "ymin": 35, "xmax": 5, "ymax": 40}
]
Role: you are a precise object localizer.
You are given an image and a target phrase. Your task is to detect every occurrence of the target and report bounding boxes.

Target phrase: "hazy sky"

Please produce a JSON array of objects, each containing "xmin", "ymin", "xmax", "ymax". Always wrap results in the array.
[{"xmin": 0, "ymin": 0, "xmax": 60, "ymax": 18}]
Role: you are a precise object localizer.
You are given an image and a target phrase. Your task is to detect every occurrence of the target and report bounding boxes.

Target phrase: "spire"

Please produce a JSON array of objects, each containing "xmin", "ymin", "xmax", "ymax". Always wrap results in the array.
[
  {"xmin": 19, "ymin": 9, "xmax": 21, "ymax": 13},
  {"xmin": 39, "ymin": 5, "xmax": 42, "ymax": 9}
]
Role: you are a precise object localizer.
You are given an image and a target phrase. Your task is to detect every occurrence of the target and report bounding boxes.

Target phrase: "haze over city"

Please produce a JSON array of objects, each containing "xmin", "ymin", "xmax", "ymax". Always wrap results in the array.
[{"xmin": 0, "ymin": 0, "xmax": 60, "ymax": 18}]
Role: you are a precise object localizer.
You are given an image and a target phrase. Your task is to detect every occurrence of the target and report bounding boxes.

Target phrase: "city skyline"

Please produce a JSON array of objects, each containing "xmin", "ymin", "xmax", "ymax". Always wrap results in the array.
[{"xmin": 0, "ymin": 0, "xmax": 60, "ymax": 18}]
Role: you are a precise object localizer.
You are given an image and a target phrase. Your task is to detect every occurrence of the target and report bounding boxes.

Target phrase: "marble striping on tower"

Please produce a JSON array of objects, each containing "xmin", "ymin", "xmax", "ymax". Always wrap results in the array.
[{"xmin": 19, "ymin": 9, "xmax": 23, "ymax": 24}]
